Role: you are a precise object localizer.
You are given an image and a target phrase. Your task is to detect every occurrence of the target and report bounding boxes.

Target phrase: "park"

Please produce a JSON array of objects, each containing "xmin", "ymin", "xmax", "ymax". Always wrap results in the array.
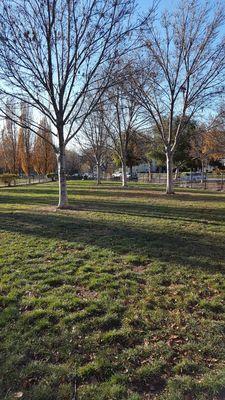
[
  {"xmin": 0, "ymin": 0, "xmax": 225, "ymax": 399},
  {"xmin": 0, "ymin": 180, "xmax": 225, "ymax": 399}
]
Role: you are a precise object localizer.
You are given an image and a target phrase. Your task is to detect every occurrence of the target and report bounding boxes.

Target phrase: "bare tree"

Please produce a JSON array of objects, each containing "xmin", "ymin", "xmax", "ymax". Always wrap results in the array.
[
  {"xmin": 0, "ymin": 0, "xmax": 136, "ymax": 207},
  {"xmin": 79, "ymin": 102, "xmax": 108, "ymax": 184},
  {"xmin": 104, "ymin": 85, "xmax": 142, "ymax": 187},
  {"xmin": 131, "ymin": 0, "xmax": 225, "ymax": 193}
]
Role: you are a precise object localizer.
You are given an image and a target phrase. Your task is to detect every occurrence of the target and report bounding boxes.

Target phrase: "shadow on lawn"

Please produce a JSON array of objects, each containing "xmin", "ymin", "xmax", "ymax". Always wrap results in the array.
[
  {"xmin": 73, "ymin": 200, "xmax": 225, "ymax": 225},
  {"xmin": 1, "ymin": 209, "xmax": 224, "ymax": 273},
  {"xmin": 1, "ymin": 181, "xmax": 225, "ymax": 203},
  {"xmin": 1, "ymin": 192, "xmax": 225, "ymax": 225},
  {"xmin": 68, "ymin": 182, "xmax": 225, "ymax": 203}
]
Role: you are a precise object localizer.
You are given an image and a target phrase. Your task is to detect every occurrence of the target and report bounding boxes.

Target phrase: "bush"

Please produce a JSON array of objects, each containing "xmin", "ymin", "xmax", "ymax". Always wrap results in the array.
[
  {"xmin": 46, "ymin": 173, "xmax": 57, "ymax": 181},
  {"xmin": 0, "ymin": 173, "xmax": 18, "ymax": 186}
]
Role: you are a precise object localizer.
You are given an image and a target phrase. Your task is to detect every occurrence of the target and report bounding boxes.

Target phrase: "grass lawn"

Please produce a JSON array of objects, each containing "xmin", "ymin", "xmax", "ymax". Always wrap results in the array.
[{"xmin": 0, "ymin": 181, "xmax": 225, "ymax": 400}]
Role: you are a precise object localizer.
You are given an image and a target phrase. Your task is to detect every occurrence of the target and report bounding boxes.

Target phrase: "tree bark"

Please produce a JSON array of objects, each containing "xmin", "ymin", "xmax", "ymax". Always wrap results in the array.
[
  {"xmin": 57, "ymin": 143, "xmax": 68, "ymax": 208},
  {"xmin": 122, "ymin": 160, "xmax": 127, "ymax": 187},
  {"xmin": 166, "ymin": 151, "xmax": 174, "ymax": 194},
  {"xmin": 174, "ymin": 167, "xmax": 179, "ymax": 180},
  {"xmin": 201, "ymin": 160, "xmax": 204, "ymax": 183},
  {"xmin": 96, "ymin": 162, "xmax": 101, "ymax": 185},
  {"xmin": 148, "ymin": 161, "xmax": 152, "ymax": 182}
]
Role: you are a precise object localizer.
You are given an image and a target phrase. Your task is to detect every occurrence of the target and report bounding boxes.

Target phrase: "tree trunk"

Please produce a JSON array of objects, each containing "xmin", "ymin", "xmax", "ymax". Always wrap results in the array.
[
  {"xmin": 175, "ymin": 167, "xmax": 179, "ymax": 180},
  {"xmin": 166, "ymin": 151, "xmax": 174, "ymax": 194},
  {"xmin": 148, "ymin": 161, "xmax": 152, "ymax": 182},
  {"xmin": 96, "ymin": 162, "xmax": 101, "ymax": 185},
  {"xmin": 57, "ymin": 143, "xmax": 68, "ymax": 208},
  {"xmin": 122, "ymin": 160, "xmax": 127, "ymax": 187},
  {"xmin": 201, "ymin": 160, "xmax": 204, "ymax": 184}
]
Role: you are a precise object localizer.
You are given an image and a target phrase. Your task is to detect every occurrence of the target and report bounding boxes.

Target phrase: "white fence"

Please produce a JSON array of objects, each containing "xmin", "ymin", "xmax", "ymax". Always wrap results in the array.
[{"xmin": 0, "ymin": 175, "xmax": 52, "ymax": 188}]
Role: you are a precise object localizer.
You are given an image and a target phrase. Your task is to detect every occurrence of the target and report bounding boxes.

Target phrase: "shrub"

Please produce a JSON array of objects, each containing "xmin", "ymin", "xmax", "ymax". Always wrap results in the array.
[
  {"xmin": 46, "ymin": 173, "xmax": 57, "ymax": 181},
  {"xmin": 0, "ymin": 173, "xmax": 17, "ymax": 186}
]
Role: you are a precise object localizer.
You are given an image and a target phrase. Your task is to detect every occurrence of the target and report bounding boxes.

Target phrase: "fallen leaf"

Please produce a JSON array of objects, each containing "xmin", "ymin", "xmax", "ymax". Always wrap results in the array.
[{"xmin": 13, "ymin": 393, "xmax": 23, "ymax": 399}]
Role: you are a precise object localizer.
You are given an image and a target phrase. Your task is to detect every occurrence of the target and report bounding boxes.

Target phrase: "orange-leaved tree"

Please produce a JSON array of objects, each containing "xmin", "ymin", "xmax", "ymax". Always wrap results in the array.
[
  {"xmin": 33, "ymin": 118, "xmax": 57, "ymax": 175},
  {"xmin": 0, "ymin": 101, "xmax": 18, "ymax": 173},
  {"xmin": 190, "ymin": 126, "xmax": 225, "ymax": 172}
]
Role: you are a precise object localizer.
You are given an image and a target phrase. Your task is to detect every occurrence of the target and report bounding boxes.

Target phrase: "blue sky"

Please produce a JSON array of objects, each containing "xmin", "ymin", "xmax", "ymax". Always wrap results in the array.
[
  {"xmin": 137, "ymin": 0, "xmax": 225, "ymax": 37},
  {"xmin": 137, "ymin": 0, "xmax": 175, "ymax": 13},
  {"xmin": 137, "ymin": 0, "xmax": 218, "ymax": 14}
]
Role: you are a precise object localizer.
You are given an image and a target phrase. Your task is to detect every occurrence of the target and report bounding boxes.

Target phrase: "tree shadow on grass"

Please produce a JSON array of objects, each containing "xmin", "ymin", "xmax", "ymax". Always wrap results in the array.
[
  {"xmin": 1, "ymin": 182, "xmax": 225, "ymax": 204},
  {"xmin": 1, "ymin": 209, "xmax": 224, "ymax": 274},
  {"xmin": 68, "ymin": 182, "xmax": 225, "ymax": 203},
  {"xmin": 0, "ymin": 190, "xmax": 225, "ymax": 225},
  {"xmin": 73, "ymin": 200, "xmax": 225, "ymax": 225},
  {"xmin": 72, "ymin": 189, "xmax": 225, "ymax": 203}
]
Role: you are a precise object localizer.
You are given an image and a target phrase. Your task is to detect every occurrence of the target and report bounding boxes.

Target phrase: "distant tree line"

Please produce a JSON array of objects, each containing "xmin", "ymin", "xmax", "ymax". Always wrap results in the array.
[
  {"xmin": 0, "ymin": 101, "xmax": 56, "ymax": 176},
  {"xmin": 79, "ymin": 116, "xmax": 225, "ymax": 183}
]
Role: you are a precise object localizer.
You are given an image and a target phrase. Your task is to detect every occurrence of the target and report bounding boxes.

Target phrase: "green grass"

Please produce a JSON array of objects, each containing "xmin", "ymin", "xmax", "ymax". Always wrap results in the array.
[{"xmin": 0, "ymin": 180, "xmax": 225, "ymax": 400}]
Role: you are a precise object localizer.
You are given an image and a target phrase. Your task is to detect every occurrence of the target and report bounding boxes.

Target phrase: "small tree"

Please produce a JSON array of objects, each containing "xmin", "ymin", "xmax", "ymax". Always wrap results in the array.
[
  {"xmin": 104, "ymin": 84, "xmax": 142, "ymax": 187},
  {"xmin": 80, "ymin": 103, "xmax": 108, "ymax": 184}
]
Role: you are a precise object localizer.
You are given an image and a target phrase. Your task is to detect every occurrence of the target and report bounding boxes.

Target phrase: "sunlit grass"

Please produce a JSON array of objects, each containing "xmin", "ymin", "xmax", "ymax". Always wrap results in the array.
[{"xmin": 0, "ymin": 181, "xmax": 225, "ymax": 399}]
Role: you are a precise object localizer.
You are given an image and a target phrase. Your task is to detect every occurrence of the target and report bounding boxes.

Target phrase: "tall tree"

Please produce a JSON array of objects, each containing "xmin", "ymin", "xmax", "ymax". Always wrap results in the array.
[
  {"xmin": 131, "ymin": 0, "xmax": 225, "ymax": 193},
  {"xmin": 33, "ymin": 118, "xmax": 57, "ymax": 175},
  {"xmin": 0, "ymin": 102, "xmax": 18, "ymax": 173},
  {"xmin": 17, "ymin": 103, "xmax": 34, "ymax": 177},
  {"xmin": 0, "ymin": 0, "xmax": 137, "ymax": 208}
]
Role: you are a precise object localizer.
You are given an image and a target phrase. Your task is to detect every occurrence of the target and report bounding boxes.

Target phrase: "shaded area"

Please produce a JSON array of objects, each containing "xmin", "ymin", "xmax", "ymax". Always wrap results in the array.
[
  {"xmin": 0, "ymin": 193, "xmax": 225, "ymax": 226},
  {"xmin": 1, "ymin": 208, "xmax": 225, "ymax": 273}
]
